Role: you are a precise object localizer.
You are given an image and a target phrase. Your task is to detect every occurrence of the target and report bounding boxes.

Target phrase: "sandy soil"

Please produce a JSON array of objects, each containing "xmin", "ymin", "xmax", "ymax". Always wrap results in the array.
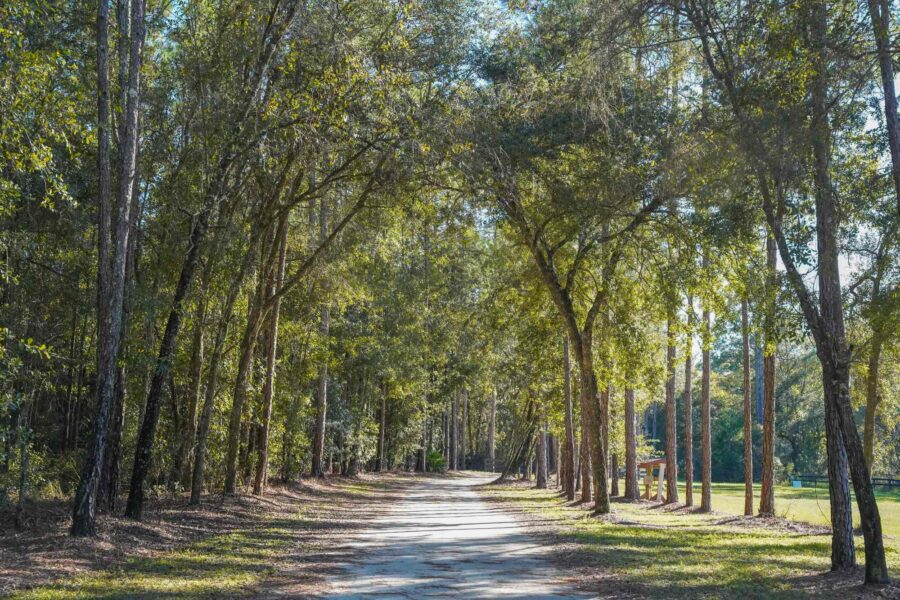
[{"xmin": 322, "ymin": 473, "xmax": 590, "ymax": 599}]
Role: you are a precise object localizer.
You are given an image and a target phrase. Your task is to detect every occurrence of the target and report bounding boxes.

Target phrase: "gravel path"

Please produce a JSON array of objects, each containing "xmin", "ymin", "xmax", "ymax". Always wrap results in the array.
[{"xmin": 325, "ymin": 473, "xmax": 590, "ymax": 599}]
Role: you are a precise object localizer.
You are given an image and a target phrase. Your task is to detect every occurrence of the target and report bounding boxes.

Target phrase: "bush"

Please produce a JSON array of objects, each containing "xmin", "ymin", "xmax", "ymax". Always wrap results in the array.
[{"xmin": 426, "ymin": 450, "xmax": 445, "ymax": 472}]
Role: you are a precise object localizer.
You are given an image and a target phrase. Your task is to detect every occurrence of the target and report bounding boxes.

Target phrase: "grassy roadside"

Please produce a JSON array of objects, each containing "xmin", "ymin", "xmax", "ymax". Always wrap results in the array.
[
  {"xmin": 480, "ymin": 481, "xmax": 900, "ymax": 599},
  {"xmin": 5, "ymin": 479, "xmax": 376, "ymax": 600},
  {"xmin": 656, "ymin": 480, "xmax": 900, "ymax": 534},
  {"xmin": 13, "ymin": 523, "xmax": 294, "ymax": 599}
]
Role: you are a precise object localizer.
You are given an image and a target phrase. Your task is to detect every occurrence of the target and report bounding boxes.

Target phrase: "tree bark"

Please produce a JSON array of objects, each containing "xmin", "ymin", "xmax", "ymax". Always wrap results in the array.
[
  {"xmin": 863, "ymin": 249, "xmax": 888, "ymax": 470},
  {"xmin": 759, "ymin": 235, "xmax": 777, "ymax": 516},
  {"xmin": 451, "ymin": 389, "xmax": 458, "ymax": 470},
  {"xmin": 665, "ymin": 315, "xmax": 678, "ymax": 503},
  {"xmin": 624, "ymin": 387, "xmax": 638, "ymax": 500},
  {"xmin": 824, "ymin": 382, "xmax": 855, "ymax": 571},
  {"xmin": 73, "ymin": 0, "xmax": 143, "ymax": 534},
  {"xmin": 866, "ymin": 0, "xmax": 900, "ymax": 210},
  {"xmin": 601, "ymin": 383, "xmax": 610, "ymax": 493},
  {"xmin": 253, "ymin": 215, "xmax": 288, "ymax": 495},
  {"xmin": 579, "ymin": 424, "xmax": 591, "ymax": 503},
  {"xmin": 863, "ymin": 331, "xmax": 883, "ymax": 471},
  {"xmin": 377, "ymin": 380, "xmax": 387, "ymax": 472},
  {"xmin": 122, "ymin": 0, "xmax": 299, "ymax": 519},
  {"xmin": 190, "ymin": 238, "xmax": 256, "ymax": 505},
  {"xmin": 700, "ymin": 300, "xmax": 712, "ymax": 512},
  {"xmin": 742, "ymin": 299, "xmax": 753, "ymax": 516},
  {"xmin": 610, "ymin": 451, "xmax": 619, "ymax": 497},
  {"xmin": 310, "ymin": 303, "xmax": 330, "ymax": 477},
  {"xmin": 807, "ymin": 4, "xmax": 886, "ymax": 578},
  {"xmin": 171, "ymin": 299, "xmax": 205, "ymax": 490},
  {"xmin": 488, "ymin": 388, "xmax": 497, "ymax": 473},
  {"xmin": 687, "ymin": 3, "xmax": 889, "ymax": 579},
  {"xmin": 574, "ymin": 334, "xmax": 607, "ymax": 513},
  {"xmin": 72, "ymin": 0, "xmax": 112, "ymax": 533},
  {"xmin": 442, "ymin": 401, "xmax": 450, "ymax": 467},
  {"xmin": 562, "ymin": 336, "xmax": 576, "ymax": 500},
  {"xmin": 536, "ymin": 423, "xmax": 548, "ymax": 489},
  {"xmin": 683, "ymin": 296, "xmax": 694, "ymax": 507},
  {"xmin": 223, "ymin": 261, "xmax": 267, "ymax": 493},
  {"xmin": 310, "ymin": 196, "xmax": 331, "ymax": 478},
  {"xmin": 461, "ymin": 387, "xmax": 468, "ymax": 470}
]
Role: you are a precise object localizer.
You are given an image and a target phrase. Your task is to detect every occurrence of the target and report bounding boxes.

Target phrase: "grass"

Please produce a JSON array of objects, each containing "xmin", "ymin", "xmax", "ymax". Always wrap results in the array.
[
  {"xmin": 10, "ymin": 519, "xmax": 300, "ymax": 600},
  {"xmin": 485, "ymin": 481, "xmax": 900, "ymax": 598},
  {"xmin": 8, "ymin": 479, "xmax": 383, "ymax": 599},
  {"xmin": 610, "ymin": 479, "xmax": 900, "ymax": 535},
  {"xmin": 675, "ymin": 480, "xmax": 900, "ymax": 535}
]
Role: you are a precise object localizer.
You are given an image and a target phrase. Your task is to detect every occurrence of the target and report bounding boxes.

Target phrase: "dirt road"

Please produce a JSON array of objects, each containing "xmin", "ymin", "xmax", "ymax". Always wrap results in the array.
[{"xmin": 324, "ymin": 473, "xmax": 589, "ymax": 599}]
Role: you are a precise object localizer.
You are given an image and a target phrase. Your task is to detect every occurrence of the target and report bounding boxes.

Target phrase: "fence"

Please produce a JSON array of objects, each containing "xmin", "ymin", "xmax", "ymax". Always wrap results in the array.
[{"xmin": 794, "ymin": 474, "xmax": 899, "ymax": 490}]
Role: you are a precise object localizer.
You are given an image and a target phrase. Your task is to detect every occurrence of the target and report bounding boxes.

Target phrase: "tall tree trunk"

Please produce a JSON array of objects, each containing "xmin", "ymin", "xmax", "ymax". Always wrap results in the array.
[
  {"xmin": 310, "ymin": 303, "xmax": 329, "ymax": 477},
  {"xmin": 665, "ymin": 315, "xmax": 678, "ymax": 504},
  {"xmin": 807, "ymin": 4, "xmax": 887, "ymax": 579},
  {"xmin": 863, "ymin": 330, "xmax": 883, "ymax": 471},
  {"xmin": 536, "ymin": 431, "xmax": 548, "ymax": 488},
  {"xmin": 742, "ymin": 299, "xmax": 753, "ymax": 516},
  {"xmin": 579, "ymin": 425, "xmax": 591, "ymax": 503},
  {"xmin": 190, "ymin": 241, "xmax": 256, "ymax": 505},
  {"xmin": 488, "ymin": 389, "xmax": 497, "ymax": 472},
  {"xmin": 442, "ymin": 401, "xmax": 450, "ymax": 467},
  {"xmin": 73, "ymin": 0, "xmax": 143, "ymax": 534},
  {"xmin": 865, "ymin": 0, "xmax": 900, "ymax": 210},
  {"xmin": 99, "ymin": 365, "xmax": 125, "ymax": 511},
  {"xmin": 73, "ymin": 0, "xmax": 112, "ymax": 530},
  {"xmin": 683, "ymin": 296, "xmax": 694, "ymax": 507},
  {"xmin": 460, "ymin": 388, "xmax": 468, "ymax": 470},
  {"xmin": 253, "ymin": 216, "xmax": 288, "ymax": 495},
  {"xmin": 14, "ymin": 398, "xmax": 33, "ymax": 531},
  {"xmin": 624, "ymin": 387, "xmax": 638, "ymax": 500},
  {"xmin": 310, "ymin": 198, "xmax": 331, "ymax": 478},
  {"xmin": 553, "ymin": 435, "xmax": 560, "ymax": 486},
  {"xmin": 99, "ymin": 0, "xmax": 142, "ymax": 512},
  {"xmin": 562, "ymin": 336, "xmax": 576, "ymax": 500},
  {"xmin": 536, "ymin": 404, "xmax": 548, "ymax": 489},
  {"xmin": 451, "ymin": 389, "xmax": 458, "ymax": 470},
  {"xmin": 574, "ymin": 333, "xmax": 608, "ymax": 513},
  {"xmin": 600, "ymin": 383, "xmax": 610, "ymax": 494},
  {"xmin": 417, "ymin": 407, "xmax": 427, "ymax": 473},
  {"xmin": 377, "ymin": 380, "xmax": 387, "ymax": 472},
  {"xmin": 573, "ymin": 432, "xmax": 580, "ymax": 492},
  {"xmin": 700, "ymin": 301, "xmax": 712, "ymax": 512},
  {"xmin": 122, "ymin": 1, "xmax": 298, "ymax": 519},
  {"xmin": 863, "ymin": 250, "xmax": 888, "ymax": 471},
  {"xmin": 824, "ymin": 387, "xmax": 855, "ymax": 571},
  {"xmin": 688, "ymin": 2, "xmax": 888, "ymax": 579},
  {"xmin": 172, "ymin": 298, "xmax": 205, "ymax": 489},
  {"xmin": 223, "ymin": 265, "xmax": 267, "ymax": 493},
  {"xmin": 759, "ymin": 235, "xmax": 777, "ymax": 516},
  {"xmin": 610, "ymin": 452, "xmax": 619, "ymax": 497}
]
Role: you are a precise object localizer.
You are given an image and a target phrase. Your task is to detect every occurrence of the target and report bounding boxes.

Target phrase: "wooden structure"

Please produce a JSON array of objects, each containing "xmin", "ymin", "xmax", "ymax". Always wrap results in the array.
[{"xmin": 638, "ymin": 457, "xmax": 667, "ymax": 502}]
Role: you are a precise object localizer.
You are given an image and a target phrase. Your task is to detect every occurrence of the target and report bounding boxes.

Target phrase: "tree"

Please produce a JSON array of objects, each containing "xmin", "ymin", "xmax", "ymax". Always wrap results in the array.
[
  {"xmin": 741, "ymin": 299, "xmax": 753, "ymax": 516},
  {"xmin": 72, "ymin": 0, "xmax": 144, "ymax": 535},
  {"xmin": 681, "ymin": 0, "xmax": 890, "ymax": 580},
  {"xmin": 561, "ymin": 336, "xmax": 576, "ymax": 500},
  {"xmin": 683, "ymin": 297, "xmax": 695, "ymax": 507}
]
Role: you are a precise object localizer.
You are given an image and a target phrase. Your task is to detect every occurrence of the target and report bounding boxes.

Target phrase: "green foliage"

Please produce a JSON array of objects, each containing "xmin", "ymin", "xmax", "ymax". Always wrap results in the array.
[
  {"xmin": 426, "ymin": 449, "xmax": 446, "ymax": 472},
  {"xmin": 1, "ymin": 0, "xmax": 897, "ymax": 567}
]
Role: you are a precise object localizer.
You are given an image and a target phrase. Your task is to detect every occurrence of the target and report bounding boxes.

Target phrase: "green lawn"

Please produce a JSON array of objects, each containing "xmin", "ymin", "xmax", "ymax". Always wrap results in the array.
[
  {"xmin": 689, "ymin": 481, "xmax": 900, "ymax": 535},
  {"xmin": 610, "ymin": 479, "xmax": 900, "ymax": 536},
  {"xmin": 485, "ymin": 482, "xmax": 900, "ymax": 598}
]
